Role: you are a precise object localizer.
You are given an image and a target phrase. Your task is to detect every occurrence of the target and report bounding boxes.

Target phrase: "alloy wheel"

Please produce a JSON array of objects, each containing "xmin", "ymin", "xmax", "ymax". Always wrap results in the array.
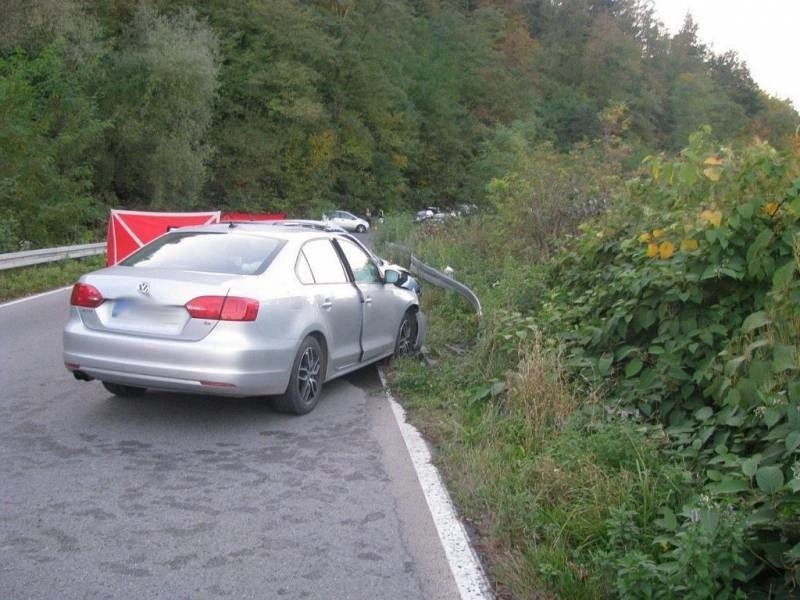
[
  {"xmin": 297, "ymin": 346, "xmax": 321, "ymax": 404},
  {"xmin": 397, "ymin": 317, "xmax": 413, "ymax": 356}
]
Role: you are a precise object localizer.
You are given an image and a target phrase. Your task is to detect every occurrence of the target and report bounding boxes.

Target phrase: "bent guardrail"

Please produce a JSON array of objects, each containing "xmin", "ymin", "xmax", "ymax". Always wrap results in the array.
[
  {"xmin": 383, "ymin": 242, "xmax": 482, "ymax": 316},
  {"xmin": 410, "ymin": 256, "xmax": 482, "ymax": 316},
  {"xmin": 0, "ymin": 243, "xmax": 105, "ymax": 271}
]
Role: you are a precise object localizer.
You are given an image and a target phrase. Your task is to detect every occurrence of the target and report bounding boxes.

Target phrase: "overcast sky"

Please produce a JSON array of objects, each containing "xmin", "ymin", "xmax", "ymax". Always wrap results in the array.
[{"xmin": 650, "ymin": 0, "xmax": 799, "ymax": 109}]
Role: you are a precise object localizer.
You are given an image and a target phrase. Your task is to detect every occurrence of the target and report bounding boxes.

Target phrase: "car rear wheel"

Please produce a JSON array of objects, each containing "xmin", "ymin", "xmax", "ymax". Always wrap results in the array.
[
  {"xmin": 272, "ymin": 336, "xmax": 324, "ymax": 415},
  {"xmin": 394, "ymin": 311, "xmax": 418, "ymax": 357},
  {"xmin": 356, "ymin": 224, "xmax": 366, "ymax": 233},
  {"xmin": 102, "ymin": 381, "xmax": 146, "ymax": 397}
]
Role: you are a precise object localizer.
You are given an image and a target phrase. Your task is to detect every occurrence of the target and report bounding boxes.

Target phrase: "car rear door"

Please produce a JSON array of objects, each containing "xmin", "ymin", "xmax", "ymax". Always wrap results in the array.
[
  {"xmin": 300, "ymin": 239, "xmax": 363, "ymax": 372},
  {"xmin": 334, "ymin": 237, "xmax": 397, "ymax": 362}
]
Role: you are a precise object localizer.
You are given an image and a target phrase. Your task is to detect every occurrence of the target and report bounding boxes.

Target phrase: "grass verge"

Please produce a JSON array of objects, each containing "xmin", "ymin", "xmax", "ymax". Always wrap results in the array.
[
  {"xmin": 387, "ymin": 287, "xmax": 683, "ymax": 598},
  {"xmin": 0, "ymin": 255, "xmax": 105, "ymax": 303}
]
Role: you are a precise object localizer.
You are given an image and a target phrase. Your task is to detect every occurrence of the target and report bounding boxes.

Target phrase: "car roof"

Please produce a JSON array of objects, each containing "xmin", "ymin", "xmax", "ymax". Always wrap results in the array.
[{"xmin": 171, "ymin": 221, "xmax": 348, "ymax": 241}]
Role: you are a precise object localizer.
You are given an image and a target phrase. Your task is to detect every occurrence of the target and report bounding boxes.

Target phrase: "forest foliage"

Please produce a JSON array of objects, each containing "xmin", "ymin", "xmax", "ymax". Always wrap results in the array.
[{"xmin": 1, "ymin": 0, "xmax": 798, "ymax": 251}]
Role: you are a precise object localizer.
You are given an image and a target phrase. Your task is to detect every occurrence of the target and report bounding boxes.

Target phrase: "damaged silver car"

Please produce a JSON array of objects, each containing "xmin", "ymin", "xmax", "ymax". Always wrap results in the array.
[{"xmin": 63, "ymin": 222, "xmax": 424, "ymax": 414}]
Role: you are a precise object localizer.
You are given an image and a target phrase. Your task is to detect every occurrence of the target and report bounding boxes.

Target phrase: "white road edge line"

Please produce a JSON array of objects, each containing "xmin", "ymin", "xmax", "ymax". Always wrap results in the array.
[
  {"xmin": 0, "ymin": 286, "xmax": 71, "ymax": 309},
  {"xmin": 378, "ymin": 366, "xmax": 493, "ymax": 600}
]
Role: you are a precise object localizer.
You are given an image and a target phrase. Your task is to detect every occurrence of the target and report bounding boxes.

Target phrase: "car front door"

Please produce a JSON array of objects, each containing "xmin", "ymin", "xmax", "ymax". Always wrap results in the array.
[
  {"xmin": 300, "ymin": 239, "xmax": 362, "ymax": 372},
  {"xmin": 334, "ymin": 237, "xmax": 397, "ymax": 362}
]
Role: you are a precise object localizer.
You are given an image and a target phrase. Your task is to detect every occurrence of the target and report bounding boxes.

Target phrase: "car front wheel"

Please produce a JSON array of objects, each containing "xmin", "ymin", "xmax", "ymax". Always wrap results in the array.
[
  {"xmin": 272, "ymin": 336, "xmax": 324, "ymax": 415},
  {"xmin": 356, "ymin": 224, "xmax": 366, "ymax": 233},
  {"xmin": 394, "ymin": 311, "xmax": 418, "ymax": 357}
]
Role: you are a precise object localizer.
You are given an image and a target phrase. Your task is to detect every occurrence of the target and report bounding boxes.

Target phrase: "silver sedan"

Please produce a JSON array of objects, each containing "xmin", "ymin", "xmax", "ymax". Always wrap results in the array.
[
  {"xmin": 324, "ymin": 210, "xmax": 370, "ymax": 233},
  {"xmin": 63, "ymin": 223, "xmax": 424, "ymax": 414}
]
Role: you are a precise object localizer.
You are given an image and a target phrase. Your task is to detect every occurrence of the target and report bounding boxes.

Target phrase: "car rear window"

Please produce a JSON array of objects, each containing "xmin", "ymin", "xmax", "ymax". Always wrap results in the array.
[{"xmin": 120, "ymin": 232, "xmax": 285, "ymax": 275}]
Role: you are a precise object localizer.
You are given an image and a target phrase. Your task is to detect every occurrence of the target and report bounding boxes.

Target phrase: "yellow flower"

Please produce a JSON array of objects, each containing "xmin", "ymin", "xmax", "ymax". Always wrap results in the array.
[
  {"xmin": 762, "ymin": 201, "xmax": 779, "ymax": 216},
  {"xmin": 680, "ymin": 238, "xmax": 699, "ymax": 251},
  {"xmin": 703, "ymin": 156, "xmax": 724, "ymax": 166},
  {"xmin": 659, "ymin": 241, "xmax": 675, "ymax": 259},
  {"xmin": 646, "ymin": 243, "xmax": 659, "ymax": 258},
  {"xmin": 699, "ymin": 209, "xmax": 722, "ymax": 227},
  {"xmin": 639, "ymin": 232, "xmax": 652, "ymax": 243},
  {"xmin": 703, "ymin": 167, "xmax": 722, "ymax": 182},
  {"xmin": 652, "ymin": 229, "xmax": 665, "ymax": 239}
]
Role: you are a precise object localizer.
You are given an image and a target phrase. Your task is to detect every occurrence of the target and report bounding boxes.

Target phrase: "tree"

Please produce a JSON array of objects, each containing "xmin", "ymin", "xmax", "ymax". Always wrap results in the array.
[
  {"xmin": 200, "ymin": 0, "xmax": 334, "ymax": 215},
  {"xmin": 96, "ymin": 5, "xmax": 219, "ymax": 209},
  {"xmin": 0, "ymin": 46, "xmax": 105, "ymax": 249},
  {"xmin": 666, "ymin": 72, "xmax": 748, "ymax": 149},
  {"xmin": 708, "ymin": 51, "xmax": 762, "ymax": 117},
  {"xmin": 750, "ymin": 94, "xmax": 800, "ymax": 150}
]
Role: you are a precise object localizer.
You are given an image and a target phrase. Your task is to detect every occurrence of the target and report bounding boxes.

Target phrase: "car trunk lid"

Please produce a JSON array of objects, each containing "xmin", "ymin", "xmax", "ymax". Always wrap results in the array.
[{"xmin": 76, "ymin": 267, "xmax": 248, "ymax": 341}]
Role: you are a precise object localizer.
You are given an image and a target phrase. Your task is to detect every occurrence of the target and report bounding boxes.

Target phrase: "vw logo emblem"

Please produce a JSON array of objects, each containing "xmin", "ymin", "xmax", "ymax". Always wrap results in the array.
[{"xmin": 137, "ymin": 282, "xmax": 151, "ymax": 296}]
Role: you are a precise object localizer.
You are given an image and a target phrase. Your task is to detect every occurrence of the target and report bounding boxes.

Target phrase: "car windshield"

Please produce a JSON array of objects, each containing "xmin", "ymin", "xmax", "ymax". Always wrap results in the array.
[{"xmin": 120, "ymin": 232, "xmax": 285, "ymax": 275}]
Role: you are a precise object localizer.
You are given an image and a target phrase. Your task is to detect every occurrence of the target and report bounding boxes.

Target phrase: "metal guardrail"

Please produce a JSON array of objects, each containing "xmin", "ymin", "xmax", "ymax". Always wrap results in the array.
[
  {"xmin": 384, "ymin": 242, "xmax": 482, "ymax": 316},
  {"xmin": 0, "ymin": 243, "xmax": 105, "ymax": 271},
  {"xmin": 410, "ymin": 257, "xmax": 482, "ymax": 316}
]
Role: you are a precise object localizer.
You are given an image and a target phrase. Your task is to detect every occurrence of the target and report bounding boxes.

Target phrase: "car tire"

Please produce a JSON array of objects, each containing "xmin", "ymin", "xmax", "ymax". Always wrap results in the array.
[
  {"xmin": 272, "ymin": 336, "xmax": 324, "ymax": 415},
  {"xmin": 102, "ymin": 381, "xmax": 146, "ymax": 397},
  {"xmin": 356, "ymin": 224, "xmax": 366, "ymax": 233},
  {"xmin": 394, "ymin": 310, "xmax": 418, "ymax": 358}
]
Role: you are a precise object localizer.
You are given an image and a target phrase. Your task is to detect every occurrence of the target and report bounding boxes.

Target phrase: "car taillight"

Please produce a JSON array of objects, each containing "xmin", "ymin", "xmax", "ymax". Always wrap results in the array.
[
  {"xmin": 185, "ymin": 296, "xmax": 259, "ymax": 321},
  {"xmin": 70, "ymin": 283, "xmax": 104, "ymax": 308}
]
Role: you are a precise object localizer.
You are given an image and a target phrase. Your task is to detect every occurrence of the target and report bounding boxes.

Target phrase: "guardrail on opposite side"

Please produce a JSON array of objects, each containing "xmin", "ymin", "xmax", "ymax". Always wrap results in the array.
[{"xmin": 0, "ymin": 243, "xmax": 106, "ymax": 271}]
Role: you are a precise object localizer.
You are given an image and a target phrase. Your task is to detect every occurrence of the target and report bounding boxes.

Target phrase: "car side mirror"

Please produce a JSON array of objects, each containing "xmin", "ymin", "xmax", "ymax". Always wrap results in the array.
[{"xmin": 384, "ymin": 268, "xmax": 408, "ymax": 286}]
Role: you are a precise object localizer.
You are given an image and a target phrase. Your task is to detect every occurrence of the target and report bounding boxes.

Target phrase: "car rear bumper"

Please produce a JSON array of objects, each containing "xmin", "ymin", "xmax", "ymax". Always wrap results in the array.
[{"xmin": 63, "ymin": 316, "xmax": 296, "ymax": 397}]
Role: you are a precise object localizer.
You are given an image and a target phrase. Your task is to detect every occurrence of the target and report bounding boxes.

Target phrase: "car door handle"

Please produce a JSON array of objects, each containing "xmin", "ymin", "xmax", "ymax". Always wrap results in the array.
[
  {"xmin": 321, "ymin": 299, "xmax": 333, "ymax": 309},
  {"xmin": 363, "ymin": 296, "xmax": 372, "ymax": 304}
]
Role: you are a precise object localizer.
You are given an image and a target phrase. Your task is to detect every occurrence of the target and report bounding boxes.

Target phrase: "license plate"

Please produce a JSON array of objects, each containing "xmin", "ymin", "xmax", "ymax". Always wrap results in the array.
[
  {"xmin": 111, "ymin": 299, "xmax": 182, "ymax": 327},
  {"xmin": 111, "ymin": 298, "xmax": 135, "ymax": 318}
]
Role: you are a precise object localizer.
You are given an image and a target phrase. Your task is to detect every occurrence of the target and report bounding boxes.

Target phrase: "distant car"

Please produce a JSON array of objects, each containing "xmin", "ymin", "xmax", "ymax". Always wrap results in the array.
[
  {"xmin": 414, "ymin": 210, "xmax": 432, "ymax": 223},
  {"xmin": 63, "ymin": 223, "xmax": 423, "ymax": 415},
  {"xmin": 431, "ymin": 210, "xmax": 456, "ymax": 222},
  {"xmin": 414, "ymin": 206, "xmax": 448, "ymax": 223},
  {"xmin": 324, "ymin": 210, "xmax": 370, "ymax": 233}
]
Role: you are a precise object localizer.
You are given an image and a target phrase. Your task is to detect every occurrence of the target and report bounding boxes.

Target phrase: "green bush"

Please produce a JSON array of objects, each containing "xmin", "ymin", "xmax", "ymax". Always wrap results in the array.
[{"xmin": 534, "ymin": 132, "xmax": 800, "ymax": 594}]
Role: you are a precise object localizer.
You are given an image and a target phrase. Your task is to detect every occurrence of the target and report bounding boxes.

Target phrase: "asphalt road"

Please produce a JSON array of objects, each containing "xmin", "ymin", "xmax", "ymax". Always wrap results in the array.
[{"xmin": 0, "ymin": 288, "xmax": 461, "ymax": 599}]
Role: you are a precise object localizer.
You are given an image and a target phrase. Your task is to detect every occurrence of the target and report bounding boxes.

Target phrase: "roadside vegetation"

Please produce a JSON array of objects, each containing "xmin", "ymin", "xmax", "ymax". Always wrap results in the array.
[
  {"xmin": 0, "ymin": 255, "xmax": 104, "ymax": 303},
  {"xmin": 377, "ymin": 130, "xmax": 800, "ymax": 598}
]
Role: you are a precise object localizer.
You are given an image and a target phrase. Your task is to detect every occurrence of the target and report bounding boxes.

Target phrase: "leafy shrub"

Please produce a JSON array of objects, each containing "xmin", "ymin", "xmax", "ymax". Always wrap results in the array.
[
  {"xmin": 611, "ymin": 504, "xmax": 748, "ymax": 599},
  {"xmin": 484, "ymin": 141, "xmax": 625, "ymax": 262},
  {"xmin": 535, "ymin": 131, "xmax": 800, "ymax": 593}
]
